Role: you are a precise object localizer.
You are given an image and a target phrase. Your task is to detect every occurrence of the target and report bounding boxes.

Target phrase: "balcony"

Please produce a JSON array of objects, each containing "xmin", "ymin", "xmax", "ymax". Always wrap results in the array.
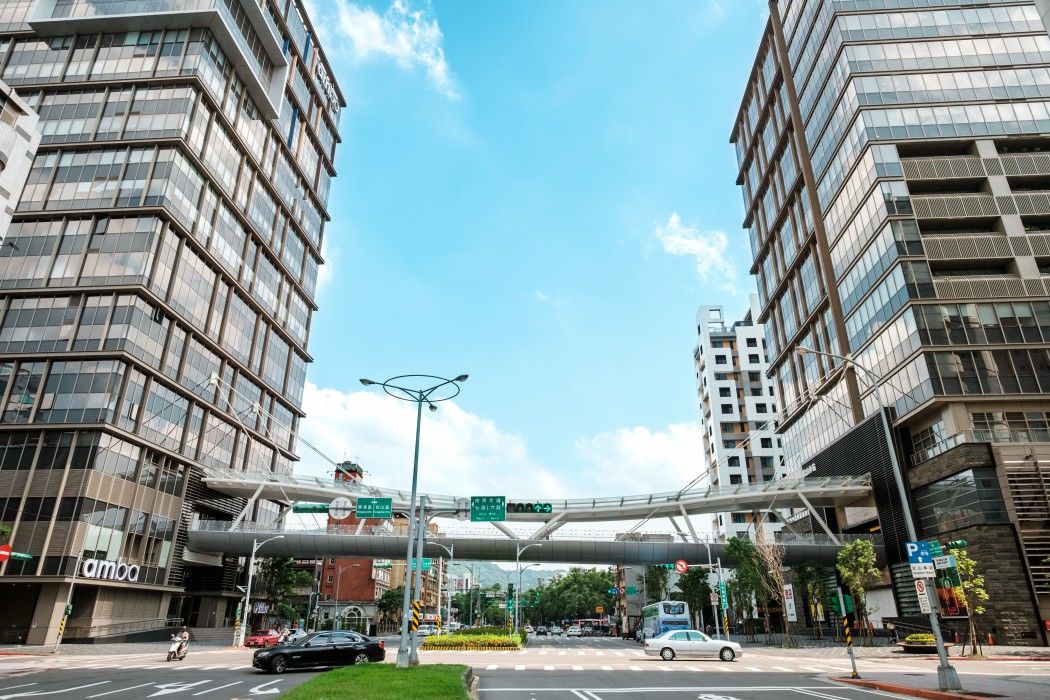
[
  {"xmin": 932, "ymin": 274, "xmax": 1050, "ymax": 300},
  {"xmin": 910, "ymin": 429, "xmax": 1046, "ymax": 466}
]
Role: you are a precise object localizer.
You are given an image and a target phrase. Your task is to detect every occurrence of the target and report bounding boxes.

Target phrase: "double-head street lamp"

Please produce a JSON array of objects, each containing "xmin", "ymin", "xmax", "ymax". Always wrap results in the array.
[
  {"xmin": 234, "ymin": 535, "xmax": 284, "ymax": 647},
  {"xmin": 794, "ymin": 346, "xmax": 960, "ymax": 690},
  {"xmin": 359, "ymin": 374, "xmax": 467, "ymax": 669},
  {"xmin": 515, "ymin": 542, "xmax": 542, "ymax": 633}
]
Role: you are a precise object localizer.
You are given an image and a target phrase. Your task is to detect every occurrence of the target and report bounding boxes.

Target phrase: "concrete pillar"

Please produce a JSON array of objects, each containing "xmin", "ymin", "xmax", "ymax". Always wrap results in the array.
[{"xmin": 26, "ymin": 582, "xmax": 70, "ymax": 646}]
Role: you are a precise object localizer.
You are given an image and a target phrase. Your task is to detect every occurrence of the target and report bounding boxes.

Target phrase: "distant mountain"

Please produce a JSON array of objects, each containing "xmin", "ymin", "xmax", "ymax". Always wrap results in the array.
[{"xmin": 448, "ymin": 561, "xmax": 568, "ymax": 590}]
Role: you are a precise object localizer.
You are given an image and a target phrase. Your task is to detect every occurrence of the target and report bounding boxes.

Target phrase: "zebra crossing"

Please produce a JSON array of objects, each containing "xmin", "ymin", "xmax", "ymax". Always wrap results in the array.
[
  {"xmin": 0, "ymin": 651, "xmax": 255, "ymax": 674},
  {"xmin": 473, "ymin": 662, "xmax": 864, "ymax": 673}
]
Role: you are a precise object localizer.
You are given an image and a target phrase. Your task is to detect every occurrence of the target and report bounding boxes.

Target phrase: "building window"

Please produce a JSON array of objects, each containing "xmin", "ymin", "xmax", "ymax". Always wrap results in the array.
[
  {"xmin": 749, "ymin": 354, "xmax": 760, "ymax": 363},
  {"xmin": 755, "ymin": 403, "xmax": 767, "ymax": 413},
  {"xmin": 721, "ymin": 403, "xmax": 733, "ymax": 414},
  {"xmin": 915, "ymin": 468, "xmax": 1008, "ymax": 535},
  {"xmin": 747, "ymin": 338, "xmax": 757, "ymax": 347},
  {"xmin": 760, "ymin": 438, "xmax": 772, "ymax": 448},
  {"xmin": 749, "ymin": 372, "xmax": 760, "ymax": 381},
  {"xmin": 731, "ymin": 513, "xmax": 748, "ymax": 523},
  {"xmin": 730, "ymin": 474, "xmax": 742, "ymax": 485},
  {"xmin": 329, "ymin": 558, "xmax": 335, "ymax": 564},
  {"xmin": 719, "ymin": 387, "xmax": 731, "ymax": 397},
  {"xmin": 728, "ymin": 456, "xmax": 740, "ymax": 467},
  {"xmin": 715, "ymin": 355, "xmax": 727, "ymax": 365},
  {"xmin": 326, "ymin": 575, "xmax": 333, "ymax": 584},
  {"xmin": 723, "ymin": 440, "xmax": 737, "ymax": 449}
]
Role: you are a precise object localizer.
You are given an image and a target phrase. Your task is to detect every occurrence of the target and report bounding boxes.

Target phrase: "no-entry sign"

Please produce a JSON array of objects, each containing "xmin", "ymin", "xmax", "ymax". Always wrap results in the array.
[
  {"xmin": 0, "ymin": 544, "xmax": 11, "ymax": 563},
  {"xmin": 674, "ymin": 559, "xmax": 688, "ymax": 573}
]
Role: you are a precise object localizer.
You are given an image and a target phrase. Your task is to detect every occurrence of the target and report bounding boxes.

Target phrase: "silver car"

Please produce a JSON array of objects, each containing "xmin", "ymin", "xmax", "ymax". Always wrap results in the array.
[{"xmin": 643, "ymin": 629, "xmax": 742, "ymax": 662}]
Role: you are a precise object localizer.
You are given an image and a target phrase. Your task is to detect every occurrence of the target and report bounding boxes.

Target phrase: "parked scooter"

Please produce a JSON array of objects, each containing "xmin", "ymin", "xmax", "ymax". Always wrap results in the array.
[{"xmin": 167, "ymin": 634, "xmax": 188, "ymax": 662}]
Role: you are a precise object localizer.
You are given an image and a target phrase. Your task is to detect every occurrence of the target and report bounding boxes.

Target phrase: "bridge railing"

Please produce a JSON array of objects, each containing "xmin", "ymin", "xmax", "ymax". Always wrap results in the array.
[{"xmin": 199, "ymin": 463, "xmax": 872, "ymax": 511}]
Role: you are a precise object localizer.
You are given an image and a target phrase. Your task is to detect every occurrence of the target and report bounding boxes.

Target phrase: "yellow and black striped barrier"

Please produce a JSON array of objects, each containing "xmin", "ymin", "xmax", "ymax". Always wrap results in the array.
[
  {"xmin": 843, "ymin": 617, "xmax": 859, "ymax": 678},
  {"xmin": 410, "ymin": 600, "xmax": 421, "ymax": 632}
]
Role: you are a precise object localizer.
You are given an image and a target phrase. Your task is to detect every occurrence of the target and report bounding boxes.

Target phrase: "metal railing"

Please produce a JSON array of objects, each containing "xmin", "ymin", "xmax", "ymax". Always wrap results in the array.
[
  {"xmin": 64, "ymin": 616, "xmax": 183, "ymax": 639},
  {"xmin": 910, "ymin": 429, "xmax": 1050, "ymax": 465},
  {"xmin": 199, "ymin": 462, "xmax": 872, "ymax": 513}
]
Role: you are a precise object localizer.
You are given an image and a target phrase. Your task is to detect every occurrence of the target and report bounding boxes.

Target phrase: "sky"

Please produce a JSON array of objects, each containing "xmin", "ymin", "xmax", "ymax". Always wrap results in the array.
[{"xmin": 294, "ymin": 0, "xmax": 771, "ymax": 522}]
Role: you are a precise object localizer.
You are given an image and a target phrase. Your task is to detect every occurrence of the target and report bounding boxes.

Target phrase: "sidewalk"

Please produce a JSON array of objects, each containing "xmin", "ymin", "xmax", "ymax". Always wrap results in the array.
[
  {"xmin": 836, "ymin": 668, "xmax": 1050, "ymax": 700},
  {"xmin": 729, "ymin": 634, "xmax": 1049, "ymax": 659},
  {"xmin": 0, "ymin": 639, "xmax": 239, "ymax": 656}
]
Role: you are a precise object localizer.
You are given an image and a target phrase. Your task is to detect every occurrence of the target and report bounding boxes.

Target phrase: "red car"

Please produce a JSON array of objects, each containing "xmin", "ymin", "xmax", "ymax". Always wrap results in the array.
[{"xmin": 245, "ymin": 630, "xmax": 280, "ymax": 648}]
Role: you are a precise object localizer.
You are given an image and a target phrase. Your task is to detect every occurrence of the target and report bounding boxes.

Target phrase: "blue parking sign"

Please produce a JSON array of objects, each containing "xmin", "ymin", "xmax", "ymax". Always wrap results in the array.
[{"xmin": 905, "ymin": 541, "xmax": 932, "ymax": 564}]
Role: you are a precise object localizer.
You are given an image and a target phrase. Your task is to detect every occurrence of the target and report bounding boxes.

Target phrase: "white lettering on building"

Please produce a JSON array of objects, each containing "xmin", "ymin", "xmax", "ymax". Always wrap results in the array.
[{"xmin": 81, "ymin": 558, "xmax": 140, "ymax": 583}]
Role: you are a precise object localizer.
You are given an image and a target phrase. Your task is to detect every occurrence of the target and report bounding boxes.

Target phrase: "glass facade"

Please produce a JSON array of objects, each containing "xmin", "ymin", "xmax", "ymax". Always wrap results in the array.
[{"xmin": 0, "ymin": 0, "xmax": 343, "ymax": 642}]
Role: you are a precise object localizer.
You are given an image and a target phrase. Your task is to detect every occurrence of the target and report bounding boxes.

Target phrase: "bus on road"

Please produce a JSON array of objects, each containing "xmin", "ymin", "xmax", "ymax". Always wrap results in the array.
[{"xmin": 640, "ymin": 601, "xmax": 690, "ymax": 641}]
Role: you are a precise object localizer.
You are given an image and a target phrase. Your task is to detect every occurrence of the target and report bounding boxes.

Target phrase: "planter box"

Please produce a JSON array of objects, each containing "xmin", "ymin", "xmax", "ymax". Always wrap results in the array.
[{"xmin": 898, "ymin": 642, "xmax": 954, "ymax": 655}]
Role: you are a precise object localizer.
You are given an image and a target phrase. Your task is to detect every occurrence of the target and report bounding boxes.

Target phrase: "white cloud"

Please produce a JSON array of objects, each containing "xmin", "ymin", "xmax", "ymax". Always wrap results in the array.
[
  {"xmin": 334, "ymin": 0, "xmax": 459, "ymax": 99},
  {"xmin": 533, "ymin": 289, "xmax": 565, "ymax": 307},
  {"xmin": 295, "ymin": 383, "xmax": 709, "ymax": 536},
  {"xmin": 655, "ymin": 212, "xmax": 737, "ymax": 293}
]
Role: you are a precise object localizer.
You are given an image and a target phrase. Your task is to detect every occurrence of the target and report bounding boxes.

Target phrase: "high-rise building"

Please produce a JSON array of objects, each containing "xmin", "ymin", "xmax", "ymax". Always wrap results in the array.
[
  {"xmin": 694, "ymin": 298, "xmax": 787, "ymax": 540},
  {"xmin": 733, "ymin": 0, "xmax": 1049, "ymax": 642},
  {"xmin": 0, "ymin": 78, "xmax": 38, "ymax": 238},
  {"xmin": 0, "ymin": 0, "xmax": 344, "ymax": 645}
]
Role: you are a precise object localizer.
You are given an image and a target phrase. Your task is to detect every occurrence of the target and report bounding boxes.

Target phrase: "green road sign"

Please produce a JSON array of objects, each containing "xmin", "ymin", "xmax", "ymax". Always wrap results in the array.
[
  {"xmin": 410, "ymin": 558, "xmax": 432, "ymax": 571},
  {"xmin": 64, "ymin": 605, "xmax": 73, "ymax": 616},
  {"xmin": 627, "ymin": 586, "xmax": 637, "ymax": 595},
  {"xmin": 356, "ymin": 497, "xmax": 393, "ymax": 519},
  {"xmin": 828, "ymin": 592, "xmax": 855, "ymax": 615},
  {"xmin": 719, "ymin": 581, "xmax": 728, "ymax": 609},
  {"xmin": 506, "ymin": 599, "xmax": 514, "ymax": 611},
  {"xmin": 292, "ymin": 503, "xmax": 329, "ymax": 514},
  {"xmin": 470, "ymin": 496, "xmax": 506, "ymax": 522}
]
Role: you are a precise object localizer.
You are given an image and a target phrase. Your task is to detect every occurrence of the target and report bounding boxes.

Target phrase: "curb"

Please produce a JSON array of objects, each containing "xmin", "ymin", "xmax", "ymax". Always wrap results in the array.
[
  {"xmin": 463, "ymin": 666, "xmax": 478, "ymax": 700},
  {"xmin": 422, "ymin": 646, "xmax": 521, "ymax": 651},
  {"xmin": 835, "ymin": 677, "xmax": 986, "ymax": 700}
]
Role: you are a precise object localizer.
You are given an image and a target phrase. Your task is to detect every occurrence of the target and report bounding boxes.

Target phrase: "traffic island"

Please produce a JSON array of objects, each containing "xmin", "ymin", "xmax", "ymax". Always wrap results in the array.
[
  {"xmin": 281, "ymin": 663, "xmax": 471, "ymax": 700},
  {"xmin": 421, "ymin": 629, "xmax": 526, "ymax": 651}
]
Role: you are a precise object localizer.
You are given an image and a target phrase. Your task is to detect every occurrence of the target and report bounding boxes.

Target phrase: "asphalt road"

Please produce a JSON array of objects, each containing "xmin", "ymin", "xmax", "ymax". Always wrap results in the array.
[
  {"xmin": 475, "ymin": 669, "xmax": 909, "ymax": 700},
  {"xmin": 0, "ymin": 648, "xmax": 321, "ymax": 699}
]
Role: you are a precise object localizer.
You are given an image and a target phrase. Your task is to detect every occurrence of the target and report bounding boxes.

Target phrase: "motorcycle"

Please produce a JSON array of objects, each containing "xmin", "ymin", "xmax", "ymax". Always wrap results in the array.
[{"xmin": 167, "ymin": 635, "xmax": 188, "ymax": 662}]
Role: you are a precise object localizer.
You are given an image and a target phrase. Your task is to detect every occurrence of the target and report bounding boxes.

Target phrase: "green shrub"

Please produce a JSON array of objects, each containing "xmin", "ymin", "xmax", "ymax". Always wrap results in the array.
[
  {"xmin": 421, "ymin": 633, "xmax": 520, "ymax": 650},
  {"xmin": 903, "ymin": 633, "xmax": 936, "ymax": 644}
]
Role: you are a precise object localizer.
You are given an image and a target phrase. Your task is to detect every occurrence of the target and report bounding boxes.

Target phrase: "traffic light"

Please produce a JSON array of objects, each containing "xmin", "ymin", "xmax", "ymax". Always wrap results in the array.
[
  {"xmin": 507, "ymin": 583, "xmax": 514, "ymax": 599},
  {"xmin": 828, "ymin": 593, "xmax": 855, "ymax": 615},
  {"xmin": 507, "ymin": 502, "xmax": 553, "ymax": 514},
  {"xmin": 946, "ymin": 540, "xmax": 968, "ymax": 550},
  {"xmin": 655, "ymin": 563, "xmax": 675, "ymax": 570}
]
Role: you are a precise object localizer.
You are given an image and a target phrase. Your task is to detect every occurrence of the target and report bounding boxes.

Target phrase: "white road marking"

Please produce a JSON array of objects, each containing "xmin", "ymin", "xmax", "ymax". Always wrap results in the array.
[
  {"xmin": 628, "ymin": 666, "xmax": 641, "ymax": 671},
  {"xmin": 543, "ymin": 665, "xmax": 554, "ymax": 671},
  {"xmin": 600, "ymin": 665, "xmax": 613, "ymax": 671},
  {"xmin": 191, "ymin": 681, "xmax": 242, "ymax": 696},
  {"xmin": 656, "ymin": 665, "xmax": 672, "ymax": 671},
  {"xmin": 745, "ymin": 666, "xmax": 763, "ymax": 672},
  {"xmin": 0, "ymin": 681, "xmax": 110, "ymax": 699},
  {"xmin": 0, "ymin": 687, "xmax": 35, "ymax": 694},
  {"xmin": 595, "ymin": 651, "xmax": 605, "ymax": 656},
  {"xmin": 199, "ymin": 665, "xmax": 228, "ymax": 670},
  {"xmin": 685, "ymin": 665, "xmax": 701, "ymax": 672},
  {"xmin": 486, "ymin": 665, "xmax": 498, "ymax": 670},
  {"xmin": 569, "ymin": 691, "xmax": 589, "ymax": 700},
  {"xmin": 558, "ymin": 651, "xmax": 567, "ymax": 656},
  {"xmin": 514, "ymin": 665, "xmax": 525, "ymax": 671},
  {"xmin": 572, "ymin": 665, "xmax": 583, "ymax": 670},
  {"xmin": 613, "ymin": 651, "xmax": 624, "ymax": 657},
  {"xmin": 539, "ymin": 650, "xmax": 548, "ymax": 656},
  {"xmin": 86, "ymin": 684, "xmax": 155, "ymax": 698},
  {"xmin": 802, "ymin": 666, "xmax": 827, "ymax": 673},
  {"xmin": 773, "ymin": 666, "xmax": 795, "ymax": 672}
]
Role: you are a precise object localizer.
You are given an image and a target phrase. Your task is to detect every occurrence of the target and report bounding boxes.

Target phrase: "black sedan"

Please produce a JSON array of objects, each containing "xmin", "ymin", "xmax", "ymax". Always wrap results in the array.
[{"xmin": 252, "ymin": 631, "xmax": 385, "ymax": 674}]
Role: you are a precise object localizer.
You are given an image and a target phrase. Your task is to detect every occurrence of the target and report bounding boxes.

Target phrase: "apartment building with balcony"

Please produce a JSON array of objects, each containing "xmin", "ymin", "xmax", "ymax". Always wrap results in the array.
[
  {"xmin": 731, "ymin": 0, "xmax": 1049, "ymax": 642},
  {"xmin": 694, "ymin": 298, "xmax": 787, "ymax": 540},
  {"xmin": 0, "ymin": 0, "xmax": 344, "ymax": 645}
]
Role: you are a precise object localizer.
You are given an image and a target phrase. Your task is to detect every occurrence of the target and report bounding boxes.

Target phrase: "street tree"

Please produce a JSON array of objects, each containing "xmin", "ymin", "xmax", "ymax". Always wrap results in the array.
[
  {"xmin": 836, "ymin": 539, "xmax": 881, "ymax": 643},
  {"xmin": 754, "ymin": 521, "xmax": 795, "ymax": 647},
  {"xmin": 0, "ymin": 525, "xmax": 10, "ymax": 542},
  {"xmin": 726, "ymin": 536, "xmax": 764, "ymax": 641},
  {"xmin": 378, "ymin": 586, "xmax": 404, "ymax": 623},
  {"xmin": 948, "ymin": 545, "xmax": 989, "ymax": 656},
  {"xmin": 644, "ymin": 565, "xmax": 670, "ymax": 603},
  {"xmin": 524, "ymin": 568, "xmax": 614, "ymax": 624},
  {"xmin": 794, "ymin": 561, "xmax": 832, "ymax": 639},
  {"xmin": 672, "ymin": 567, "xmax": 712, "ymax": 630},
  {"xmin": 260, "ymin": 557, "xmax": 315, "ymax": 625}
]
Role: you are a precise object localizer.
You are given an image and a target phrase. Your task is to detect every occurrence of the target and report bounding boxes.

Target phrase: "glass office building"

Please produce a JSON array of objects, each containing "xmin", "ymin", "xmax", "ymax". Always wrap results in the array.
[
  {"xmin": 733, "ymin": 0, "xmax": 1048, "ymax": 642},
  {"xmin": 0, "ymin": 0, "xmax": 343, "ymax": 644}
]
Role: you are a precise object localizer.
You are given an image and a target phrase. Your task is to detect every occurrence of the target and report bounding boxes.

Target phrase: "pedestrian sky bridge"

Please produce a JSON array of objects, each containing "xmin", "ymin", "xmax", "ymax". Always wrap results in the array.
[{"xmin": 187, "ymin": 465, "xmax": 878, "ymax": 564}]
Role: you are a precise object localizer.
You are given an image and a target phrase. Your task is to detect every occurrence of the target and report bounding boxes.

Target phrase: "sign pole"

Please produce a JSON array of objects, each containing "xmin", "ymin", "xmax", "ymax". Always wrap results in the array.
[
  {"xmin": 837, "ymin": 586, "xmax": 859, "ymax": 679},
  {"xmin": 53, "ymin": 552, "xmax": 82, "ymax": 653}
]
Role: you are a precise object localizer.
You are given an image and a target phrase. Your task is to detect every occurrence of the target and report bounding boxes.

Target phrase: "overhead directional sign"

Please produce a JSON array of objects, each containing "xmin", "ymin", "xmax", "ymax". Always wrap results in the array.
[
  {"xmin": 292, "ymin": 503, "xmax": 329, "ymax": 514},
  {"xmin": 507, "ymin": 502, "xmax": 554, "ymax": 514},
  {"xmin": 356, "ymin": 497, "xmax": 393, "ymax": 519},
  {"xmin": 470, "ymin": 496, "xmax": 506, "ymax": 522},
  {"xmin": 410, "ymin": 558, "xmax": 432, "ymax": 571}
]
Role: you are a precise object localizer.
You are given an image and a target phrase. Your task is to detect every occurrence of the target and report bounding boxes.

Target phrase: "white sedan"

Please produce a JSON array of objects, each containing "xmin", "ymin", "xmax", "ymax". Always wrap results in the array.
[
  {"xmin": 643, "ymin": 629, "xmax": 742, "ymax": 662},
  {"xmin": 565, "ymin": 626, "xmax": 582, "ymax": 637}
]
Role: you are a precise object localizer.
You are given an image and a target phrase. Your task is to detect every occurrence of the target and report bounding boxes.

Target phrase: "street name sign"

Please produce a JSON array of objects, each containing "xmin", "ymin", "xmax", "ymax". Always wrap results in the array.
[
  {"xmin": 356, "ymin": 497, "xmax": 393, "ymax": 519},
  {"xmin": 292, "ymin": 503, "xmax": 329, "ymax": 514},
  {"xmin": 910, "ymin": 562, "xmax": 935, "ymax": 579},
  {"xmin": 915, "ymin": 579, "xmax": 932, "ymax": 614},
  {"xmin": 410, "ymin": 558, "xmax": 432, "ymax": 571},
  {"xmin": 719, "ymin": 581, "xmax": 728, "ymax": 608},
  {"xmin": 471, "ymin": 496, "xmax": 506, "ymax": 522}
]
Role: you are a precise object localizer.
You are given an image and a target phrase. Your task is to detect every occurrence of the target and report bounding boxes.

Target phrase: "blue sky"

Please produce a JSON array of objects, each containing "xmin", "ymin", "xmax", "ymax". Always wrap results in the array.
[{"xmin": 297, "ymin": 0, "xmax": 770, "ymax": 504}]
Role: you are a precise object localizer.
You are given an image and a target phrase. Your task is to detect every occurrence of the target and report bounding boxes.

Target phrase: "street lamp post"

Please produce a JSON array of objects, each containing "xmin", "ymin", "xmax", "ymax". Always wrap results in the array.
[
  {"xmin": 795, "ymin": 347, "xmax": 961, "ymax": 691},
  {"xmin": 333, "ymin": 563, "xmax": 361, "ymax": 630},
  {"xmin": 514, "ymin": 543, "xmax": 542, "ymax": 633},
  {"xmin": 234, "ymin": 535, "xmax": 285, "ymax": 647},
  {"xmin": 359, "ymin": 374, "xmax": 467, "ymax": 669}
]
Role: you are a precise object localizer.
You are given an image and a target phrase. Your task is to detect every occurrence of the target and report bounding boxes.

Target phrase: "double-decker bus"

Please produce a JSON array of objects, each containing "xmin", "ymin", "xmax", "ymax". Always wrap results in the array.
[{"xmin": 640, "ymin": 600, "xmax": 690, "ymax": 640}]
